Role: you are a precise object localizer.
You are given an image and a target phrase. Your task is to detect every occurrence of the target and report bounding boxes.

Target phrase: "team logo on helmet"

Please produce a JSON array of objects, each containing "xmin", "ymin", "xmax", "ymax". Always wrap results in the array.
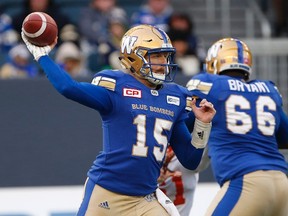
[{"xmin": 121, "ymin": 36, "xmax": 137, "ymax": 54}]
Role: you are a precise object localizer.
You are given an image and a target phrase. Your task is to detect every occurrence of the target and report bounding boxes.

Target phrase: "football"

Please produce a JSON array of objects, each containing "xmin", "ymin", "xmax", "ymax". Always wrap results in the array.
[{"xmin": 22, "ymin": 12, "xmax": 58, "ymax": 47}]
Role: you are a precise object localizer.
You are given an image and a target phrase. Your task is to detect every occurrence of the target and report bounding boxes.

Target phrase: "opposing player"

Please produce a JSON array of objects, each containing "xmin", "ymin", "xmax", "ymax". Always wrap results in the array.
[
  {"xmin": 158, "ymin": 145, "xmax": 209, "ymax": 216},
  {"xmin": 186, "ymin": 37, "xmax": 288, "ymax": 216},
  {"xmin": 21, "ymin": 24, "xmax": 216, "ymax": 216}
]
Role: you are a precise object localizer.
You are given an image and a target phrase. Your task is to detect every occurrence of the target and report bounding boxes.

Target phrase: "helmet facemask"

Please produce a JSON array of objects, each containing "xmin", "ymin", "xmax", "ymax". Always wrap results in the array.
[{"xmin": 137, "ymin": 48, "xmax": 177, "ymax": 85}]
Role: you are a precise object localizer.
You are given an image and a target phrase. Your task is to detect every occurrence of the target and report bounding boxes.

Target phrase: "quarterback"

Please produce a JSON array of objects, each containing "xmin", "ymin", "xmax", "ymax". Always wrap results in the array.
[{"xmin": 21, "ymin": 24, "xmax": 215, "ymax": 216}]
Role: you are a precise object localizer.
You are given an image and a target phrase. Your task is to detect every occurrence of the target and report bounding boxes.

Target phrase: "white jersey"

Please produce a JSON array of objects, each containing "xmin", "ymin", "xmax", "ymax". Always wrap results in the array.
[{"xmin": 159, "ymin": 155, "xmax": 199, "ymax": 216}]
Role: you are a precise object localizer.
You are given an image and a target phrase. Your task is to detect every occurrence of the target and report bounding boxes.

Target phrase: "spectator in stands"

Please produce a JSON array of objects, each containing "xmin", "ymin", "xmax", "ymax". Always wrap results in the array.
[
  {"xmin": 59, "ymin": 24, "xmax": 81, "ymax": 48},
  {"xmin": 272, "ymin": 0, "xmax": 288, "ymax": 37},
  {"xmin": 258, "ymin": 0, "xmax": 288, "ymax": 37},
  {"xmin": 55, "ymin": 42, "xmax": 91, "ymax": 78},
  {"xmin": 169, "ymin": 30, "xmax": 200, "ymax": 76},
  {"xmin": 0, "ymin": 43, "xmax": 38, "ymax": 79},
  {"xmin": 0, "ymin": 13, "xmax": 18, "ymax": 54},
  {"xmin": 130, "ymin": 0, "xmax": 174, "ymax": 32},
  {"xmin": 167, "ymin": 13, "xmax": 206, "ymax": 73},
  {"xmin": 107, "ymin": 17, "xmax": 128, "ymax": 70},
  {"xmin": 78, "ymin": 0, "xmax": 127, "ymax": 47},
  {"xmin": 11, "ymin": 0, "xmax": 73, "ymax": 45},
  {"xmin": 78, "ymin": 0, "xmax": 127, "ymax": 71}
]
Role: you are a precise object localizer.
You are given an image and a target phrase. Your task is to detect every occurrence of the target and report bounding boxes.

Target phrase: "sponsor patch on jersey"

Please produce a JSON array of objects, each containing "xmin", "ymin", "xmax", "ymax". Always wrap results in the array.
[
  {"xmin": 167, "ymin": 95, "xmax": 180, "ymax": 106},
  {"xmin": 91, "ymin": 76, "xmax": 116, "ymax": 91},
  {"xmin": 186, "ymin": 79, "xmax": 212, "ymax": 95},
  {"xmin": 123, "ymin": 88, "xmax": 142, "ymax": 98},
  {"xmin": 150, "ymin": 90, "xmax": 159, "ymax": 96}
]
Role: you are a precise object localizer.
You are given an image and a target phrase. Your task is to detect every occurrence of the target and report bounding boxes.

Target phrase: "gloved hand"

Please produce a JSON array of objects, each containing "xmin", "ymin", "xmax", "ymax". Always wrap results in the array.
[
  {"xmin": 21, "ymin": 30, "xmax": 52, "ymax": 61},
  {"xmin": 156, "ymin": 188, "xmax": 180, "ymax": 216}
]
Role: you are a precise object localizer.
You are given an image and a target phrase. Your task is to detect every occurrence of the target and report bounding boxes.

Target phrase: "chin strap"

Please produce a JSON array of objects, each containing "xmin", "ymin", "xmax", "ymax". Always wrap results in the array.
[{"xmin": 191, "ymin": 118, "xmax": 212, "ymax": 149}]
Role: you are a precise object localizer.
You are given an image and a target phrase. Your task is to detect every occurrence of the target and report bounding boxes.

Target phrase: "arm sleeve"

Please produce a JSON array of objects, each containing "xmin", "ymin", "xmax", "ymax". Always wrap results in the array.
[
  {"xmin": 38, "ymin": 56, "xmax": 112, "ymax": 115},
  {"xmin": 193, "ymin": 146, "xmax": 210, "ymax": 172},
  {"xmin": 185, "ymin": 110, "xmax": 211, "ymax": 172},
  {"xmin": 277, "ymin": 108, "xmax": 288, "ymax": 148},
  {"xmin": 185, "ymin": 111, "xmax": 196, "ymax": 133},
  {"xmin": 170, "ymin": 120, "xmax": 204, "ymax": 170}
]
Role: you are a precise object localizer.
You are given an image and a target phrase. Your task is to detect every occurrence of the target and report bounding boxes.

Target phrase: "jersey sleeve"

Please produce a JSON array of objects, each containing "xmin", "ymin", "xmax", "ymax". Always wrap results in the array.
[
  {"xmin": 38, "ymin": 56, "xmax": 113, "ymax": 115},
  {"xmin": 186, "ymin": 73, "xmax": 214, "ymax": 100},
  {"xmin": 170, "ymin": 120, "xmax": 204, "ymax": 170}
]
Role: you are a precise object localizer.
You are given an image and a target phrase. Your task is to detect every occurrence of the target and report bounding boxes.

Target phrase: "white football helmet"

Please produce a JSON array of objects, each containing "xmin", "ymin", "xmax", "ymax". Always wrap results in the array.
[
  {"xmin": 205, "ymin": 38, "xmax": 252, "ymax": 80},
  {"xmin": 119, "ymin": 24, "xmax": 177, "ymax": 85}
]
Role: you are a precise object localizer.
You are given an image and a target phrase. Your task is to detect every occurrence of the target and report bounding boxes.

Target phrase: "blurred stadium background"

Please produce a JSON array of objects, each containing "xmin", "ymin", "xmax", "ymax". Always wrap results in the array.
[{"xmin": 0, "ymin": 0, "xmax": 287, "ymax": 216}]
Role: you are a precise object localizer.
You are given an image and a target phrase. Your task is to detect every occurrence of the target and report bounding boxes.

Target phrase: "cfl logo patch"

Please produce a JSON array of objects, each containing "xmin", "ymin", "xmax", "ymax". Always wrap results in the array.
[
  {"xmin": 123, "ymin": 88, "xmax": 142, "ymax": 98},
  {"xmin": 167, "ymin": 95, "xmax": 180, "ymax": 106}
]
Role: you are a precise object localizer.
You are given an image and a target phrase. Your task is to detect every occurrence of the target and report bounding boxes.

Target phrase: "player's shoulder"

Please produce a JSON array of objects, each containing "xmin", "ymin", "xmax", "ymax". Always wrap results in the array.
[
  {"xmin": 91, "ymin": 69, "xmax": 128, "ymax": 91},
  {"xmin": 250, "ymin": 79, "xmax": 280, "ymax": 92},
  {"xmin": 94, "ymin": 69, "xmax": 126, "ymax": 79},
  {"xmin": 250, "ymin": 79, "xmax": 283, "ymax": 101},
  {"xmin": 164, "ymin": 82, "xmax": 189, "ymax": 97},
  {"xmin": 191, "ymin": 72, "xmax": 227, "ymax": 82},
  {"xmin": 186, "ymin": 72, "xmax": 218, "ymax": 94}
]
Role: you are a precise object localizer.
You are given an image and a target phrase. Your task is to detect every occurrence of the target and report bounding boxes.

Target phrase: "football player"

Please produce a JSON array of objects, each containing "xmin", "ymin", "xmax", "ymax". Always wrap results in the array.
[
  {"xmin": 158, "ymin": 145, "xmax": 209, "ymax": 216},
  {"xmin": 21, "ymin": 24, "xmax": 216, "ymax": 216},
  {"xmin": 186, "ymin": 38, "xmax": 288, "ymax": 216}
]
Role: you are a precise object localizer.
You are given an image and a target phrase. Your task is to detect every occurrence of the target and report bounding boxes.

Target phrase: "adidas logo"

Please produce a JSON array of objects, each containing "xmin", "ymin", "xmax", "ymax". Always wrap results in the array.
[
  {"xmin": 165, "ymin": 199, "xmax": 172, "ymax": 204},
  {"xmin": 98, "ymin": 201, "xmax": 110, "ymax": 209},
  {"xmin": 197, "ymin": 131, "xmax": 204, "ymax": 140}
]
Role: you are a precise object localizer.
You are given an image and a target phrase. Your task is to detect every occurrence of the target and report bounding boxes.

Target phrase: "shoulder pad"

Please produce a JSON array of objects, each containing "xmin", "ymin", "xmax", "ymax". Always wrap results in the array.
[
  {"xmin": 91, "ymin": 76, "xmax": 116, "ymax": 91},
  {"xmin": 186, "ymin": 79, "xmax": 213, "ymax": 95},
  {"xmin": 91, "ymin": 70, "xmax": 124, "ymax": 91}
]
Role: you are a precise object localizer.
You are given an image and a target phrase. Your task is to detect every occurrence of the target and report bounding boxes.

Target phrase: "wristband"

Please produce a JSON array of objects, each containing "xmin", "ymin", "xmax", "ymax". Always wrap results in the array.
[{"xmin": 191, "ymin": 118, "xmax": 212, "ymax": 149}]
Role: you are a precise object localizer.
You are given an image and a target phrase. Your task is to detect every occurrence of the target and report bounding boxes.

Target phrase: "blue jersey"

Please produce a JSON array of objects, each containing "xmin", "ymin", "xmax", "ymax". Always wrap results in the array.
[
  {"xmin": 187, "ymin": 73, "xmax": 288, "ymax": 186},
  {"xmin": 38, "ymin": 56, "xmax": 204, "ymax": 196}
]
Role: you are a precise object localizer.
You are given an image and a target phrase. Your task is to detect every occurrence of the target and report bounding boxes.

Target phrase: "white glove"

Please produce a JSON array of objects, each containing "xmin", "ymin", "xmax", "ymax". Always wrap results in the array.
[
  {"xmin": 155, "ymin": 188, "xmax": 180, "ymax": 216},
  {"xmin": 21, "ymin": 31, "xmax": 51, "ymax": 61},
  {"xmin": 191, "ymin": 118, "xmax": 212, "ymax": 149}
]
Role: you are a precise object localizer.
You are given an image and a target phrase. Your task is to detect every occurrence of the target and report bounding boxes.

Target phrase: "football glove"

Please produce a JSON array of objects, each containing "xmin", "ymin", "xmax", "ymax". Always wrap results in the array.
[{"xmin": 21, "ymin": 30, "xmax": 51, "ymax": 61}]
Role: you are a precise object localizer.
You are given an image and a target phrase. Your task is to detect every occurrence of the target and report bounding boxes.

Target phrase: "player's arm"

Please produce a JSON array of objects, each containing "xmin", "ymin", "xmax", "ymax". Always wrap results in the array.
[
  {"xmin": 21, "ymin": 33, "xmax": 113, "ymax": 114},
  {"xmin": 185, "ymin": 100, "xmax": 211, "ymax": 171},
  {"xmin": 170, "ymin": 119, "xmax": 204, "ymax": 170},
  {"xmin": 184, "ymin": 111, "xmax": 211, "ymax": 172},
  {"xmin": 38, "ymin": 56, "xmax": 113, "ymax": 115},
  {"xmin": 185, "ymin": 103, "xmax": 196, "ymax": 132},
  {"xmin": 194, "ymin": 146, "xmax": 210, "ymax": 172},
  {"xmin": 276, "ymin": 108, "xmax": 288, "ymax": 148}
]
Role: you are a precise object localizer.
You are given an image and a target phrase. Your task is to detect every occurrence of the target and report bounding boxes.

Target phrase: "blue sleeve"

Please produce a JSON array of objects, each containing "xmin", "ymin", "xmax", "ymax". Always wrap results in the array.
[
  {"xmin": 185, "ymin": 98, "xmax": 203, "ymax": 133},
  {"xmin": 170, "ymin": 120, "xmax": 204, "ymax": 170},
  {"xmin": 38, "ymin": 56, "xmax": 112, "ymax": 115},
  {"xmin": 277, "ymin": 108, "xmax": 288, "ymax": 149},
  {"xmin": 185, "ymin": 111, "xmax": 195, "ymax": 133}
]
